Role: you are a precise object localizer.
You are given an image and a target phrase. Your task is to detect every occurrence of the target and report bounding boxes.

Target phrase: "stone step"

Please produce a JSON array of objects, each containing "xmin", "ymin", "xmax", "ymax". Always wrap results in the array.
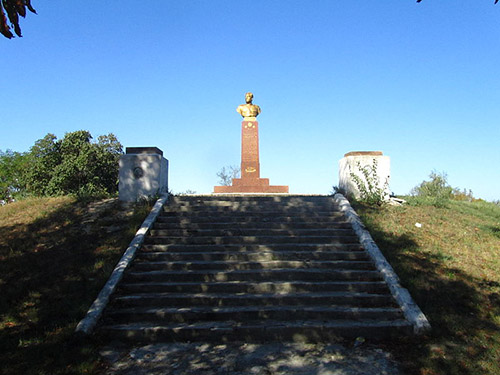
[
  {"xmin": 141, "ymin": 243, "xmax": 365, "ymax": 253},
  {"xmin": 130, "ymin": 260, "xmax": 375, "ymax": 272},
  {"xmin": 104, "ymin": 305, "xmax": 404, "ymax": 324},
  {"xmin": 160, "ymin": 211, "xmax": 345, "ymax": 218},
  {"xmin": 123, "ymin": 269, "xmax": 384, "ymax": 283},
  {"xmin": 145, "ymin": 235, "xmax": 359, "ymax": 245},
  {"xmin": 153, "ymin": 221, "xmax": 353, "ymax": 230},
  {"xmin": 96, "ymin": 195, "xmax": 418, "ymax": 343},
  {"xmin": 118, "ymin": 280, "xmax": 390, "ymax": 294},
  {"xmin": 163, "ymin": 206, "xmax": 341, "ymax": 213},
  {"xmin": 155, "ymin": 215, "xmax": 347, "ymax": 224},
  {"xmin": 100, "ymin": 319, "xmax": 413, "ymax": 342},
  {"xmin": 136, "ymin": 250, "xmax": 370, "ymax": 262},
  {"xmin": 112, "ymin": 291, "xmax": 396, "ymax": 308},
  {"xmin": 149, "ymin": 228, "xmax": 354, "ymax": 237},
  {"xmin": 169, "ymin": 198, "xmax": 336, "ymax": 204},
  {"xmin": 171, "ymin": 196, "xmax": 335, "ymax": 203}
]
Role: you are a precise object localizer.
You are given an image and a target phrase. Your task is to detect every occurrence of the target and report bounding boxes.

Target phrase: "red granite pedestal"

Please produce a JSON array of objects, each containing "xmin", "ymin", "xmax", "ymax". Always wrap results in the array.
[{"xmin": 214, "ymin": 120, "xmax": 288, "ymax": 193}]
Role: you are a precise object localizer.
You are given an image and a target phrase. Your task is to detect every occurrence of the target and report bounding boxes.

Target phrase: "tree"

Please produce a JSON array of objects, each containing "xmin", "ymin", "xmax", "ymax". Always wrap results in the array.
[
  {"xmin": 24, "ymin": 133, "xmax": 61, "ymax": 195},
  {"xmin": 216, "ymin": 165, "xmax": 240, "ymax": 186},
  {"xmin": 1, "ymin": 0, "xmax": 36, "ymax": 39},
  {"xmin": 0, "ymin": 149, "xmax": 29, "ymax": 201},
  {"xmin": 24, "ymin": 130, "xmax": 123, "ymax": 197}
]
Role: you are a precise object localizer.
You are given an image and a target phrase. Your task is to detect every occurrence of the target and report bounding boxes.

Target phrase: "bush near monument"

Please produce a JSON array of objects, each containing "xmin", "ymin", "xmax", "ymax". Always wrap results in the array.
[
  {"xmin": 410, "ymin": 171, "xmax": 478, "ymax": 208},
  {"xmin": 0, "ymin": 130, "xmax": 123, "ymax": 201}
]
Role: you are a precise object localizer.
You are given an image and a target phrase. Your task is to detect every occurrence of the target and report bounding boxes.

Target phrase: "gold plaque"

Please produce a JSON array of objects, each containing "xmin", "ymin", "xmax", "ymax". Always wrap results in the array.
[{"xmin": 245, "ymin": 167, "xmax": 257, "ymax": 173}]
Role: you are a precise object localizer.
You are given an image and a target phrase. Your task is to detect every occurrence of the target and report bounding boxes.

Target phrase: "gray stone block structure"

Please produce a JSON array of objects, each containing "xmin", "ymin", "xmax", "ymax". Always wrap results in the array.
[{"xmin": 119, "ymin": 147, "xmax": 168, "ymax": 202}]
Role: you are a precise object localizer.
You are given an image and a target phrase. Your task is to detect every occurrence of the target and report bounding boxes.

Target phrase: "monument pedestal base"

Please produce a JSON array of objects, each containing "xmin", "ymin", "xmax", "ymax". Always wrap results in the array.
[
  {"xmin": 213, "ymin": 118, "xmax": 289, "ymax": 194},
  {"xmin": 214, "ymin": 177, "xmax": 288, "ymax": 194}
]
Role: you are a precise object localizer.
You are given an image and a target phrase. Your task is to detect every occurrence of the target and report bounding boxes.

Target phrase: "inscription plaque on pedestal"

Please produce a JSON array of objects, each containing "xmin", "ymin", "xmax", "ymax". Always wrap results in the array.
[{"xmin": 214, "ymin": 93, "xmax": 288, "ymax": 194}]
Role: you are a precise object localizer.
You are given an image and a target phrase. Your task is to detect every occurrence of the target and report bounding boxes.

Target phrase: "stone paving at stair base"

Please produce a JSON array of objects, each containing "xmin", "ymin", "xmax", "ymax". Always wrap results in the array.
[{"xmin": 101, "ymin": 342, "xmax": 400, "ymax": 375}]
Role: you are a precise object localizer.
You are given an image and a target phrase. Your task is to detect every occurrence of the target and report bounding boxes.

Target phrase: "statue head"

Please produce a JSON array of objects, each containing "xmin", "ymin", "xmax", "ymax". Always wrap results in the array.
[{"xmin": 245, "ymin": 92, "xmax": 254, "ymax": 104}]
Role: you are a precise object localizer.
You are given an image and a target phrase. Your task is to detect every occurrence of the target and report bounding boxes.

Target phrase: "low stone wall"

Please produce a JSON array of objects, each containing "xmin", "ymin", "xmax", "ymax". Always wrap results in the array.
[
  {"xmin": 333, "ymin": 193, "xmax": 431, "ymax": 335},
  {"xmin": 75, "ymin": 194, "xmax": 169, "ymax": 335}
]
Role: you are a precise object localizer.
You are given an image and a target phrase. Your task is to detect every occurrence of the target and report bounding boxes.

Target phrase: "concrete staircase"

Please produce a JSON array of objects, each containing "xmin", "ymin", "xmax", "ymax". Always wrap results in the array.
[{"xmin": 99, "ymin": 195, "xmax": 413, "ymax": 342}]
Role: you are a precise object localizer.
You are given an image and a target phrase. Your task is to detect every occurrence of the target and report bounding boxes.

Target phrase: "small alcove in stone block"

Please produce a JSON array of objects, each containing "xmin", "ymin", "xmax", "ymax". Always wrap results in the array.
[{"xmin": 118, "ymin": 147, "xmax": 168, "ymax": 202}]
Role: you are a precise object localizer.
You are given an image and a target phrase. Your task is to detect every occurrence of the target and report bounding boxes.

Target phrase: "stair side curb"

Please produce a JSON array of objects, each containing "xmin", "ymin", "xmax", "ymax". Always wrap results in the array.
[
  {"xmin": 74, "ymin": 194, "xmax": 170, "ymax": 336},
  {"xmin": 333, "ymin": 193, "xmax": 431, "ymax": 335}
]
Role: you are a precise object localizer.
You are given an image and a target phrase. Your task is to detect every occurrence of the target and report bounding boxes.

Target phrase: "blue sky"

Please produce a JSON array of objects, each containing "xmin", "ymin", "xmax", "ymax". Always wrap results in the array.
[{"xmin": 2, "ymin": 1, "xmax": 499, "ymax": 200}]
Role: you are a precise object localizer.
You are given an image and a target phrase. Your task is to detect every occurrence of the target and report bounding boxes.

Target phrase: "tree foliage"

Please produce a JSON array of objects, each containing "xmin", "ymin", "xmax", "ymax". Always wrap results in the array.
[
  {"xmin": 1, "ymin": 130, "xmax": 123, "ymax": 201},
  {"xmin": 24, "ymin": 130, "xmax": 123, "ymax": 197},
  {"xmin": 0, "ymin": 0, "xmax": 36, "ymax": 39},
  {"xmin": 0, "ymin": 149, "xmax": 29, "ymax": 202}
]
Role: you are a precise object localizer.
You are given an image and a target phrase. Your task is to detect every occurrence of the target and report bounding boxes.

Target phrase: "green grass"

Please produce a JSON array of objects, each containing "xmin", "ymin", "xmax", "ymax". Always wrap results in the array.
[
  {"xmin": 0, "ymin": 196, "xmax": 151, "ymax": 375},
  {"xmin": 354, "ymin": 198, "xmax": 500, "ymax": 375}
]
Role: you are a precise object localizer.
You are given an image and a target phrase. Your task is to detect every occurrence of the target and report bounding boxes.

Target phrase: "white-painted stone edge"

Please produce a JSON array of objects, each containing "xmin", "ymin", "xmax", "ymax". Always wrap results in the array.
[
  {"xmin": 333, "ymin": 193, "xmax": 431, "ymax": 335},
  {"xmin": 75, "ymin": 194, "xmax": 170, "ymax": 336}
]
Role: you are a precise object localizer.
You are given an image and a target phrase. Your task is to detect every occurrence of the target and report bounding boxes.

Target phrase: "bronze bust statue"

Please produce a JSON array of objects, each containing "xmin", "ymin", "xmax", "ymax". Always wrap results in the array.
[{"xmin": 236, "ymin": 92, "xmax": 261, "ymax": 119}]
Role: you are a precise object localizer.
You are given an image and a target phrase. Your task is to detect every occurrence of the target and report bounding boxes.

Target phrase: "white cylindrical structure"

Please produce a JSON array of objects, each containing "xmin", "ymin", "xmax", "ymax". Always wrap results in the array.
[{"xmin": 339, "ymin": 151, "xmax": 390, "ymax": 200}]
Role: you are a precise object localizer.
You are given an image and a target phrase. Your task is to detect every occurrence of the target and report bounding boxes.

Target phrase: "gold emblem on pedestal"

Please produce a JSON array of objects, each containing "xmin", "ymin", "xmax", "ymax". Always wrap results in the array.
[{"xmin": 245, "ymin": 167, "xmax": 257, "ymax": 173}]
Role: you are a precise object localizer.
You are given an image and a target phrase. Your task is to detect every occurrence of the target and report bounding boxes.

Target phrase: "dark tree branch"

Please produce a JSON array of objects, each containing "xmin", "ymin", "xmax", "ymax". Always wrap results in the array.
[
  {"xmin": 1, "ymin": 0, "xmax": 36, "ymax": 39},
  {"xmin": 418, "ymin": 0, "xmax": 498, "ymax": 2},
  {"xmin": 1, "ymin": 1, "xmax": 498, "ymax": 39}
]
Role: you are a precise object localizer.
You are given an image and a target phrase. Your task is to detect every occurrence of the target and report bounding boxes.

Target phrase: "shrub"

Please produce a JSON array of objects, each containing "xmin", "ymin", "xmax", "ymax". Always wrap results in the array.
[
  {"xmin": 349, "ymin": 159, "xmax": 389, "ymax": 206},
  {"xmin": 409, "ymin": 171, "xmax": 474, "ymax": 208},
  {"xmin": 411, "ymin": 171, "xmax": 452, "ymax": 199}
]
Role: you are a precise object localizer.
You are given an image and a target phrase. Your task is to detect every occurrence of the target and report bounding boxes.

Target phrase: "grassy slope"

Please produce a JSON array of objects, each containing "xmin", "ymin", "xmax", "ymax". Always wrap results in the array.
[
  {"xmin": 355, "ymin": 199, "xmax": 500, "ymax": 375},
  {"xmin": 0, "ymin": 197, "xmax": 150, "ymax": 375},
  {"xmin": 1, "ymin": 197, "xmax": 498, "ymax": 374}
]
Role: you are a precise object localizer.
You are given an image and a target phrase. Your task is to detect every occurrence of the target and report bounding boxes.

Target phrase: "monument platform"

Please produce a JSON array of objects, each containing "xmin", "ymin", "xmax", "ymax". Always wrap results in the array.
[{"xmin": 214, "ymin": 177, "xmax": 288, "ymax": 193}]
